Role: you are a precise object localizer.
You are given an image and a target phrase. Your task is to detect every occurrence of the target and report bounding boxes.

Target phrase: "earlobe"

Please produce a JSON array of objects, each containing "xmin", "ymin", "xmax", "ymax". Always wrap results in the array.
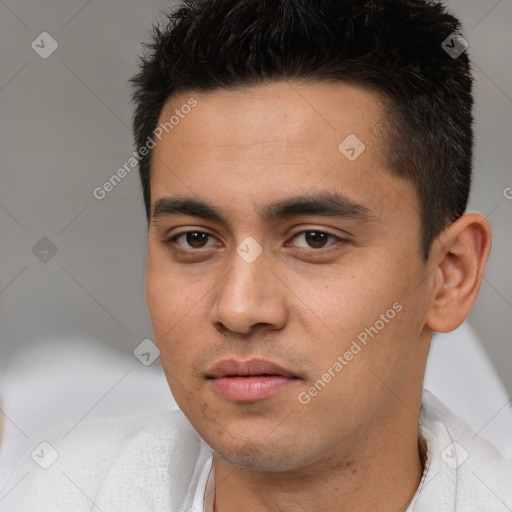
[{"xmin": 425, "ymin": 213, "xmax": 492, "ymax": 333}]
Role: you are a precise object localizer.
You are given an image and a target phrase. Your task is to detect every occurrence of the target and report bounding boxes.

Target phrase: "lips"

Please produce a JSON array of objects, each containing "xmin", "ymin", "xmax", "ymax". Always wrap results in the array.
[
  {"xmin": 207, "ymin": 358, "xmax": 296, "ymax": 378},
  {"xmin": 207, "ymin": 358, "xmax": 300, "ymax": 402}
]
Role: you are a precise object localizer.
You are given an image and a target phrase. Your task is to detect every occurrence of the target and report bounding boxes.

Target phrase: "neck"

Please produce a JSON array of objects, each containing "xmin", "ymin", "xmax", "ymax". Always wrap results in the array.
[{"xmin": 212, "ymin": 406, "xmax": 425, "ymax": 512}]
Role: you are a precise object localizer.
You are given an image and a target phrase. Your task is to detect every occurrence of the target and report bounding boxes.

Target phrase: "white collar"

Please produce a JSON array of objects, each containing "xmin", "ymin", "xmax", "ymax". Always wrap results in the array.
[
  {"xmin": 189, "ymin": 390, "xmax": 512, "ymax": 511},
  {"xmin": 192, "ymin": 454, "xmax": 214, "ymax": 512}
]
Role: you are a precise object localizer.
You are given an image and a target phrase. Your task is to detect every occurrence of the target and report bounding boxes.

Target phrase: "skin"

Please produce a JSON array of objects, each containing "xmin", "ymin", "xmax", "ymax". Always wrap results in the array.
[{"xmin": 145, "ymin": 81, "xmax": 491, "ymax": 512}]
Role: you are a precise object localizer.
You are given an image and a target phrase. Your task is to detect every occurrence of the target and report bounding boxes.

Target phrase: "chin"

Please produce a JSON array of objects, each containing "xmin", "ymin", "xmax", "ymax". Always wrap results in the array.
[{"xmin": 213, "ymin": 439, "xmax": 306, "ymax": 472}]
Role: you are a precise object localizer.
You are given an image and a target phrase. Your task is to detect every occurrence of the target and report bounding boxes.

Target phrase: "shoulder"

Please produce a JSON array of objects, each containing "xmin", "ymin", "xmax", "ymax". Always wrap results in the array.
[
  {"xmin": 416, "ymin": 390, "xmax": 512, "ymax": 511},
  {"xmin": 0, "ymin": 410, "xmax": 209, "ymax": 512}
]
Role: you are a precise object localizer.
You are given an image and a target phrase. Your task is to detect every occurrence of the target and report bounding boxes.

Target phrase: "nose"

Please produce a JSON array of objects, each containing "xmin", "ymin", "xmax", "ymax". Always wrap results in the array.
[{"xmin": 210, "ymin": 247, "xmax": 288, "ymax": 337}]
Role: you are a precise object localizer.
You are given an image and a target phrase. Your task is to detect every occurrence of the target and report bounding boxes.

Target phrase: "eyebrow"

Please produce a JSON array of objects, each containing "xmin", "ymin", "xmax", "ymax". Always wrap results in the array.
[{"xmin": 151, "ymin": 192, "xmax": 376, "ymax": 225}]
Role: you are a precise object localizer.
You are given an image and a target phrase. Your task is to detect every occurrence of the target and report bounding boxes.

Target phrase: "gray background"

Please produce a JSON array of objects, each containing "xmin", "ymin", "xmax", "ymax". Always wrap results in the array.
[{"xmin": 0, "ymin": 0, "xmax": 511, "ymax": 393}]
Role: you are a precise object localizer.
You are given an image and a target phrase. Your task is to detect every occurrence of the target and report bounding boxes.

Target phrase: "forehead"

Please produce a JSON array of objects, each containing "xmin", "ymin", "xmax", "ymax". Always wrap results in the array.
[
  {"xmin": 150, "ymin": 81, "xmax": 417, "ymax": 225},
  {"xmin": 156, "ymin": 80, "xmax": 385, "ymax": 152}
]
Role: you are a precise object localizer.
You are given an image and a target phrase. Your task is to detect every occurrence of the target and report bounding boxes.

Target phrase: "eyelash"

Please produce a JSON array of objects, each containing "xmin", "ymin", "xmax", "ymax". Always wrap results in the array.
[{"xmin": 165, "ymin": 229, "xmax": 345, "ymax": 252}]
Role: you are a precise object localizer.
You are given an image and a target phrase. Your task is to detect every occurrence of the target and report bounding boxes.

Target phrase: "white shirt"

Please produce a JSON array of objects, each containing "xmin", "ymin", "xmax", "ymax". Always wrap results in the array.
[{"xmin": 1, "ymin": 390, "xmax": 511, "ymax": 511}]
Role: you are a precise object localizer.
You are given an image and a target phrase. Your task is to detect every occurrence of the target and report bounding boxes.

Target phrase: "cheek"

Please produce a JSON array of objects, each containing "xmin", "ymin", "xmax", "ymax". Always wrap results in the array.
[
  {"xmin": 145, "ymin": 256, "xmax": 210, "ymax": 364},
  {"xmin": 145, "ymin": 270, "xmax": 175, "ymax": 339},
  {"xmin": 302, "ymin": 261, "xmax": 423, "ymax": 378},
  {"xmin": 304, "ymin": 270, "xmax": 398, "ymax": 341},
  {"xmin": 145, "ymin": 248, "xmax": 196, "ymax": 337}
]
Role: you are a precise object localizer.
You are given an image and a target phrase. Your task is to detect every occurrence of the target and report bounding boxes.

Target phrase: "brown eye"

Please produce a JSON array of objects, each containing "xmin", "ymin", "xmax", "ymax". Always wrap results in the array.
[
  {"xmin": 292, "ymin": 230, "xmax": 339, "ymax": 249},
  {"xmin": 186, "ymin": 231, "xmax": 209, "ymax": 248},
  {"xmin": 304, "ymin": 231, "xmax": 329, "ymax": 248},
  {"xmin": 169, "ymin": 231, "xmax": 216, "ymax": 250}
]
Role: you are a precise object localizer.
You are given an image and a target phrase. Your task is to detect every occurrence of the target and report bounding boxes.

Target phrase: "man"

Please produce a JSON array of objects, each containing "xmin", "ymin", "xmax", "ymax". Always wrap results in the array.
[{"xmin": 1, "ymin": 0, "xmax": 511, "ymax": 510}]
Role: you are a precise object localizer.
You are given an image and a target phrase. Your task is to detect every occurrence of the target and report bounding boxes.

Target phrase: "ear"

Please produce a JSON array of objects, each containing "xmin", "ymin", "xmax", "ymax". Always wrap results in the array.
[{"xmin": 425, "ymin": 213, "xmax": 492, "ymax": 333}]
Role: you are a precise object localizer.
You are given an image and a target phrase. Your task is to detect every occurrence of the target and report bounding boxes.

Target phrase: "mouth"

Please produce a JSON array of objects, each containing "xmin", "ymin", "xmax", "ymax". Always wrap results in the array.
[{"xmin": 206, "ymin": 358, "xmax": 301, "ymax": 403}]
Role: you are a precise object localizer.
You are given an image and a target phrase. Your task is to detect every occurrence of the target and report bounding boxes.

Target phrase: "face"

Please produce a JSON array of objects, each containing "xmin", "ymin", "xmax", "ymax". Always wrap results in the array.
[{"xmin": 146, "ymin": 81, "xmax": 434, "ymax": 472}]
